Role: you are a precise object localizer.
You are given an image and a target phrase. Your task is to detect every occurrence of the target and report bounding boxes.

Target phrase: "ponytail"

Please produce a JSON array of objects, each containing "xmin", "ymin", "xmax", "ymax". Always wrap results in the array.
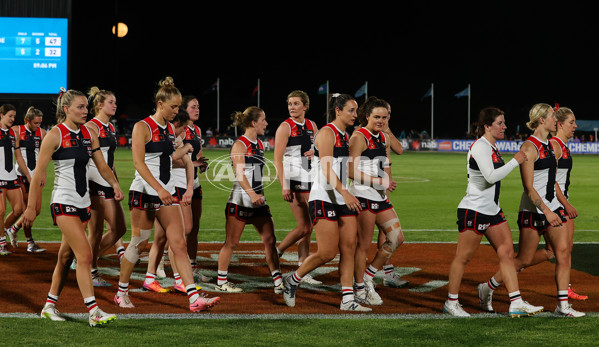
[
  {"xmin": 56, "ymin": 88, "xmax": 85, "ymax": 124},
  {"xmin": 231, "ymin": 106, "xmax": 264, "ymax": 130},
  {"xmin": 327, "ymin": 93, "xmax": 355, "ymax": 122}
]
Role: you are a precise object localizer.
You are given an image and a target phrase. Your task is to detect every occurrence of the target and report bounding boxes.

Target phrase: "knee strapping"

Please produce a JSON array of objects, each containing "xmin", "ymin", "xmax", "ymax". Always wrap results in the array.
[
  {"xmin": 380, "ymin": 218, "xmax": 402, "ymax": 258},
  {"xmin": 545, "ymin": 249, "xmax": 555, "ymax": 260},
  {"xmin": 123, "ymin": 228, "xmax": 152, "ymax": 264}
]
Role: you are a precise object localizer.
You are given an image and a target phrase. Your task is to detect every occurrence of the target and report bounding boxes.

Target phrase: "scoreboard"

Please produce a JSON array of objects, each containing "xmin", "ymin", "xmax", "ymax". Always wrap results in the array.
[{"xmin": 0, "ymin": 17, "xmax": 68, "ymax": 95}]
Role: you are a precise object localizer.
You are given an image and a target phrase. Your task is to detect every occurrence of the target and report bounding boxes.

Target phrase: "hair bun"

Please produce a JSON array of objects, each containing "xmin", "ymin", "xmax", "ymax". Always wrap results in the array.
[{"xmin": 159, "ymin": 76, "xmax": 175, "ymax": 88}]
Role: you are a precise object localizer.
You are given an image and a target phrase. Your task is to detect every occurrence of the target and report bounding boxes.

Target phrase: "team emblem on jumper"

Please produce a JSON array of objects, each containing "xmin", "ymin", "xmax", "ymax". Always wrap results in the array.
[{"xmin": 205, "ymin": 153, "xmax": 278, "ymax": 193}]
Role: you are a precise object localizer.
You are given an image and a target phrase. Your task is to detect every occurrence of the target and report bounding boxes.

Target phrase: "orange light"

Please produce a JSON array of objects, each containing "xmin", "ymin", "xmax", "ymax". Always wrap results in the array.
[{"xmin": 111, "ymin": 22, "xmax": 128, "ymax": 38}]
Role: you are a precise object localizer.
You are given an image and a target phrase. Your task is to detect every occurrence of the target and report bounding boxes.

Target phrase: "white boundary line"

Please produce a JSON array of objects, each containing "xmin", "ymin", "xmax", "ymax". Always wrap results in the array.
[{"xmin": 2, "ymin": 312, "xmax": 598, "ymax": 319}]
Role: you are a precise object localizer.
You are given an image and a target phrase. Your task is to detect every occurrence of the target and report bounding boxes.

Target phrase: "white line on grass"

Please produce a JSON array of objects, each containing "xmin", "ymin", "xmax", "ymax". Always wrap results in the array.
[{"xmin": 2, "ymin": 312, "xmax": 598, "ymax": 319}]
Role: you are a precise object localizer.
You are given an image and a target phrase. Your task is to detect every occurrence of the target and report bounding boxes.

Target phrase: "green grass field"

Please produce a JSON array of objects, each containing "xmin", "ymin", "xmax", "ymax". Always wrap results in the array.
[
  {"xmin": 2, "ymin": 148, "xmax": 598, "ymax": 345},
  {"xmin": 1, "ymin": 315, "xmax": 598, "ymax": 346},
  {"xmin": 21, "ymin": 148, "xmax": 599, "ymax": 243}
]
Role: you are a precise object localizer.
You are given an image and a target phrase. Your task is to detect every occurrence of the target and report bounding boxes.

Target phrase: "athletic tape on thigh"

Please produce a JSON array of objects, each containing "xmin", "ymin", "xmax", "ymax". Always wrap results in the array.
[
  {"xmin": 123, "ymin": 228, "xmax": 152, "ymax": 263},
  {"xmin": 380, "ymin": 218, "xmax": 402, "ymax": 257}
]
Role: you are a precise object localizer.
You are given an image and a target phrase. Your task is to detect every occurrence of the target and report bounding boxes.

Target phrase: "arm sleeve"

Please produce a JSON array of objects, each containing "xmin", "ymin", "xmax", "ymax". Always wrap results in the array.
[{"xmin": 471, "ymin": 142, "xmax": 519, "ymax": 184}]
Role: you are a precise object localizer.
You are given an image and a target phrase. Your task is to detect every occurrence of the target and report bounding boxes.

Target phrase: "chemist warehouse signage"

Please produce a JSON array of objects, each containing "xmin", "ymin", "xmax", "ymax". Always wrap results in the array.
[
  {"xmin": 437, "ymin": 139, "xmax": 599, "ymax": 154},
  {"xmin": 117, "ymin": 135, "xmax": 598, "ymax": 154}
]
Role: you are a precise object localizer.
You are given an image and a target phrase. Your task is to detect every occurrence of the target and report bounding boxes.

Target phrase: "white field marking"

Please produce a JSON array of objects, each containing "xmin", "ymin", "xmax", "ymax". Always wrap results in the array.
[
  {"xmin": 409, "ymin": 280, "xmax": 449, "ymax": 293},
  {"xmin": 97, "ymin": 250, "xmax": 416, "ymax": 294},
  {"xmin": 394, "ymin": 176, "xmax": 431, "ymax": 183},
  {"xmin": 3, "ymin": 312, "xmax": 599, "ymax": 319},
  {"xmin": 95, "ymin": 240, "xmax": 599, "ymax": 296}
]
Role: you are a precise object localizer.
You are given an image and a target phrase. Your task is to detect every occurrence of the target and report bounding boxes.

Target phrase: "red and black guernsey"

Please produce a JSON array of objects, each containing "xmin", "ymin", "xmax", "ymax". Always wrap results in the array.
[
  {"xmin": 17, "ymin": 125, "xmax": 42, "ymax": 171},
  {"xmin": 528, "ymin": 136, "xmax": 557, "ymax": 202},
  {"xmin": 553, "ymin": 136, "xmax": 572, "ymax": 198},
  {"xmin": 89, "ymin": 118, "xmax": 117, "ymax": 169},
  {"xmin": 284, "ymin": 118, "xmax": 315, "ymax": 170},
  {"xmin": 314, "ymin": 124, "xmax": 349, "ymax": 158},
  {"xmin": 238, "ymin": 136, "xmax": 265, "ymax": 195},
  {"xmin": 53, "ymin": 124, "xmax": 93, "ymax": 197},
  {"xmin": 356, "ymin": 127, "xmax": 387, "ymax": 177},
  {"xmin": 144, "ymin": 116, "xmax": 176, "ymax": 185},
  {"xmin": 314, "ymin": 123, "xmax": 350, "ymax": 180},
  {"xmin": 0, "ymin": 127, "xmax": 16, "ymax": 173},
  {"xmin": 468, "ymin": 140, "xmax": 505, "ymax": 205},
  {"xmin": 183, "ymin": 124, "xmax": 202, "ymax": 179}
]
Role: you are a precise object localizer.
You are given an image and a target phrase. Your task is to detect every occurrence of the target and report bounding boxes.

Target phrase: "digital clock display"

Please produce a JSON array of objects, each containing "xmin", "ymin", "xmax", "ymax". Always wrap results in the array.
[{"xmin": 0, "ymin": 17, "xmax": 68, "ymax": 95}]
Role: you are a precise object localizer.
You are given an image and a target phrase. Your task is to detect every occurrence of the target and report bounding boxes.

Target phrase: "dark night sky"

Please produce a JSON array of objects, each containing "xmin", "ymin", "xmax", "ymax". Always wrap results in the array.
[{"xmin": 67, "ymin": 1, "xmax": 599, "ymax": 138}]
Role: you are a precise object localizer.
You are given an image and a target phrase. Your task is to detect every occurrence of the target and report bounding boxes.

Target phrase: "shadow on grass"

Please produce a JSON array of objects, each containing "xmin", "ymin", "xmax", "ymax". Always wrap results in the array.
[{"xmin": 513, "ymin": 244, "xmax": 599, "ymax": 276}]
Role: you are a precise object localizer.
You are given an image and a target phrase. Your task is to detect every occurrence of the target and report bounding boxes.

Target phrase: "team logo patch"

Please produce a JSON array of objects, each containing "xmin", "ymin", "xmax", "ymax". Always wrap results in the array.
[
  {"xmin": 492, "ymin": 152, "xmax": 500, "ymax": 163},
  {"xmin": 559, "ymin": 209, "xmax": 566, "ymax": 217},
  {"xmin": 477, "ymin": 223, "xmax": 490, "ymax": 231}
]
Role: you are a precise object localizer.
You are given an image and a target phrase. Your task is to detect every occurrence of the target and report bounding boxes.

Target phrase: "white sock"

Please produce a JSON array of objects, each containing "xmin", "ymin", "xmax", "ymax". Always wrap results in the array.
[
  {"xmin": 271, "ymin": 270, "xmax": 282, "ymax": 286},
  {"xmin": 383, "ymin": 265, "xmax": 394, "ymax": 280},
  {"xmin": 217, "ymin": 271, "xmax": 228, "ymax": 286},
  {"xmin": 342, "ymin": 287, "xmax": 354, "ymax": 303},
  {"xmin": 174, "ymin": 273, "xmax": 182, "ymax": 286},
  {"xmin": 354, "ymin": 282, "xmax": 365, "ymax": 296},
  {"xmin": 187, "ymin": 284, "xmax": 199, "ymax": 303},
  {"xmin": 117, "ymin": 282, "xmax": 129, "ymax": 297},
  {"xmin": 508, "ymin": 290, "xmax": 523, "ymax": 306},
  {"xmin": 558, "ymin": 290, "xmax": 569, "ymax": 308},
  {"xmin": 144, "ymin": 272, "xmax": 156, "ymax": 285},
  {"xmin": 447, "ymin": 293, "xmax": 459, "ymax": 302}
]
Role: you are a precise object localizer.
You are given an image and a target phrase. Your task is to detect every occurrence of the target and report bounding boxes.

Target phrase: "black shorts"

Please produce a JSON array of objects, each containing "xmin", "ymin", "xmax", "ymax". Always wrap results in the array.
[
  {"xmin": 457, "ymin": 208, "xmax": 507, "ymax": 235},
  {"xmin": 308, "ymin": 200, "xmax": 358, "ymax": 225},
  {"xmin": 225, "ymin": 202, "xmax": 272, "ymax": 223},
  {"xmin": 173, "ymin": 186, "xmax": 203, "ymax": 200},
  {"xmin": 173, "ymin": 186, "xmax": 186, "ymax": 201},
  {"xmin": 289, "ymin": 179, "xmax": 311, "ymax": 193},
  {"xmin": 128, "ymin": 190, "xmax": 179, "ymax": 211},
  {"xmin": 89, "ymin": 180, "xmax": 115, "ymax": 199},
  {"xmin": 51, "ymin": 203, "xmax": 91, "ymax": 225},
  {"xmin": 18, "ymin": 175, "xmax": 30, "ymax": 193},
  {"xmin": 517, "ymin": 208, "xmax": 568, "ymax": 233},
  {"xmin": 0, "ymin": 178, "xmax": 20, "ymax": 190},
  {"xmin": 193, "ymin": 185, "xmax": 203, "ymax": 200},
  {"xmin": 357, "ymin": 197, "xmax": 393, "ymax": 214}
]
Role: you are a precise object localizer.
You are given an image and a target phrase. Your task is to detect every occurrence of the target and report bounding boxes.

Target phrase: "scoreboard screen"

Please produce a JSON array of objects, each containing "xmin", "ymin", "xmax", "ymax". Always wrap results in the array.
[{"xmin": 0, "ymin": 17, "xmax": 68, "ymax": 95}]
